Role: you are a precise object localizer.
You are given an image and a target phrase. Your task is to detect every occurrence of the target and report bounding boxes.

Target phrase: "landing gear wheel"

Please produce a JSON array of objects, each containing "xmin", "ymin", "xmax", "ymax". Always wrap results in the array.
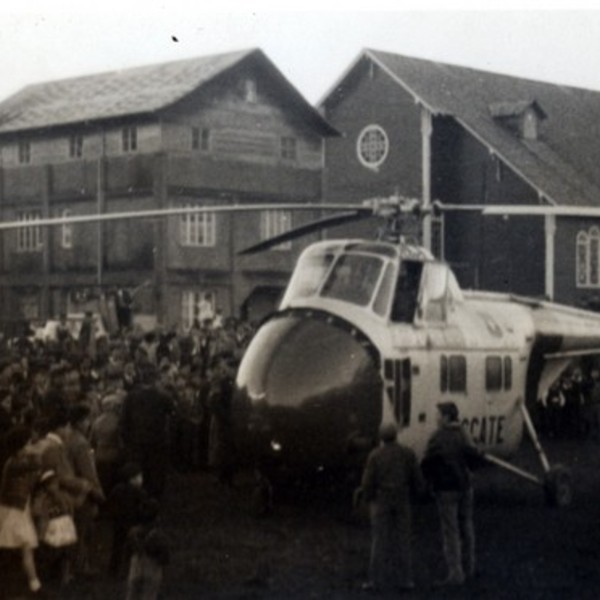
[{"xmin": 544, "ymin": 465, "xmax": 572, "ymax": 507}]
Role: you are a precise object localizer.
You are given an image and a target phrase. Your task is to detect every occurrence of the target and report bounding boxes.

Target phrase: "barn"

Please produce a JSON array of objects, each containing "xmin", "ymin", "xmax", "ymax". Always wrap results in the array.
[{"xmin": 320, "ymin": 49, "xmax": 600, "ymax": 308}]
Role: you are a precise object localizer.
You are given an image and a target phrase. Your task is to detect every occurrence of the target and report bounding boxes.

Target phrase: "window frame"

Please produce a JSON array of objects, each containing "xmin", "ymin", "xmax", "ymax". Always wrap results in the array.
[
  {"xmin": 280, "ymin": 136, "xmax": 297, "ymax": 161},
  {"xmin": 18, "ymin": 140, "xmax": 31, "ymax": 164},
  {"xmin": 356, "ymin": 124, "xmax": 389, "ymax": 169},
  {"xmin": 61, "ymin": 209, "xmax": 73, "ymax": 249},
  {"xmin": 179, "ymin": 206, "xmax": 216, "ymax": 248},
  {"xmin": 440, "ymin": 354, "xmax": 467, "ymax": 394},
  {"xmin": 181, "ymin": 290, "xmax": 216, "ymax": 330},
  {"xmin": 122, "ymin": 126, "xmax": 138, "ymax": 153},
  {"xmin": 69, "ymin": 134, "xmax": 83, "ymax": 159},
  {"xmin": 260, "ymin": 210, "xmax": 292, "ymax": 251},
  {"xmin": 17, "ymin": 210, "xmax": 43, "ymax": 253}
]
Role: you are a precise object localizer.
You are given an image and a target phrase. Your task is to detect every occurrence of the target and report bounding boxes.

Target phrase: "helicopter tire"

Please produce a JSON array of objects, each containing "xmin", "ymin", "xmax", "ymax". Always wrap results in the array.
[{"xmin": 543, "ymin": 465, "xmax": 573, "ymax": 508}]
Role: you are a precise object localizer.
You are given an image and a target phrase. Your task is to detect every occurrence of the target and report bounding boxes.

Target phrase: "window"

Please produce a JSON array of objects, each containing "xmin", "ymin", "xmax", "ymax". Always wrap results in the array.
[
  {"xmin": 122, "ymin": 126, "xmax": 137, "ymax": 153},
  {"xmin": 260, "ymin": 210, "xmax": 292, "ymax": 250},
  {"xmin": 179, "ymin": 207, "xmax": 216, "ymax": 247},
  {"xmin": 356, "ymin": 124, "xmax": 389, "ymax": 169},
  {"xmin": 17, "ymin": 210, "xmax": 42, "ymax": 252},
  {"xmin": 18, "ymin": 140, "xmax": 31, "ymax": 164},
  {"xmin": 61, "ymin": 209, "xmax": 73, "ymax": 249},
  {"xmin": 504, "ymin": 357, "xmax": 512, "ymax": 390},
  {"xmin": 192, "ymin": 127, "xmax": 210, "ymax": 152},
  {"xmin": 440, "ymin": 355, "xmax": 467, "ymax": 393},
  {"xmin": 181, "ymin": 290, "xmax": 215, "ymax": 330},
  {"xmin": 244, "ymin": 79, "xmax": 257, "ymax": 103},
  {"xmin": 321, "ymin": 254, "xmax": 384, "ymax": 306},
  {"xmin": 431, "ymin": 214, "xmax": 445, "ymax": 260},
  {"xmin": 486, "ymin": 355, "xmax": 513, "ymax": 391},
  {"xmin": 576, "ymin": 226, "xmax": 600, "ymax": 287},
  {"xmin": 280, "ymin": 136, "xmax": 297, "ymax": 161},
  {"xmin": 69, "ymin": 134, "xmax": 83, "ymax": 158},
  {"xmin": 486, "ymin": 356, "xmax": 503, "ymax": 391}
]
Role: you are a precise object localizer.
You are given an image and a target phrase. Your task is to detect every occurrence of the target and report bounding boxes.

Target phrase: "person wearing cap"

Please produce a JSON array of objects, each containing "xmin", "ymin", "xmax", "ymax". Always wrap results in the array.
[
  {"xmin": 421, "ymin": 402, "xmax": 484, "ymax": 587},
  {"xmin": 357, "ymin": 422, "xmax": 424, "ymax": 593}
]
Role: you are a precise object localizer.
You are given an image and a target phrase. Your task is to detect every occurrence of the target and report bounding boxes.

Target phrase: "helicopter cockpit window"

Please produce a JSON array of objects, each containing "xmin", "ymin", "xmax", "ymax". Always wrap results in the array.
[
  {"xmin": 373, "ymin": 263, "xmax": 395, "ymax": 317},
  {"xmin": 321, "ymin": 254, "xmax": 383, "ymax": 306},
  {"xmin": 420, "ymin": 262, "xmax": 458, "ymax": 322},
  {"xmin": 282, "ymin": 248, "xmax": 336, "ymax": 303},
  {"xmin": 391, "ymin": 261, "xmax": 423, "ymax": 322}
]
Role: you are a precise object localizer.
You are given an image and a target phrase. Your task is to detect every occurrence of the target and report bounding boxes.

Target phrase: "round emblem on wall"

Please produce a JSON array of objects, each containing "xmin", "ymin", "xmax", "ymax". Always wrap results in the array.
[{"xmin": 356, "ymin": 124, "xmax": 389, "ymax": 169}]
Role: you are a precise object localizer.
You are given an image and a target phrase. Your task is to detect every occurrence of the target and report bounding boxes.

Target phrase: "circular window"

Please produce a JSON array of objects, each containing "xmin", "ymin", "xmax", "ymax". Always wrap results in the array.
[{"xmin": 356, "ymin": 124, "xmax": 389, "ymax": 169}]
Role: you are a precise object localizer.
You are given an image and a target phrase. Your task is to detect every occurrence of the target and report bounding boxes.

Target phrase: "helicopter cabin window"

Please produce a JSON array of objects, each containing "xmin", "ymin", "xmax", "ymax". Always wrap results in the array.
[
  {"xmin": 576, "ymin": 227, "xmax": 600, "ymax": 287},
  {"xmin": 391, "ymin": 261, "xmax": 423, "ymax": 322},
  {"xmin": 440, "ymin": 355, "xmax": 467, "ymax": 393},
  {"xmin": 485, "ymin": 356, "xmax": 513, "ymax": 391},
  {"xmin": 321, "ymin": 254, "xmax": 384, "ymax": 306}
]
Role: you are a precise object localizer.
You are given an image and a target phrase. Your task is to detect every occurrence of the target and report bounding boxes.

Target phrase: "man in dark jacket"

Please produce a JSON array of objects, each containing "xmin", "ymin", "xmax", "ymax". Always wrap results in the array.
[
  {"xmin": 421, "ymin": 402, "xmax": 484, "ymax": 586},
  {"xmin": 120, "ymin": 363, "xmax": 174, "ymax": 499},
  {"xmin": 358, "ymin": 422, "xmax": 424, "ymax": 592}
]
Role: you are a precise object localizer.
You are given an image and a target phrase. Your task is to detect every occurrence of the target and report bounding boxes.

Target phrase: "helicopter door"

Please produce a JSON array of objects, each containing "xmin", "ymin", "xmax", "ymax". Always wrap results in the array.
[{"xmin": 383, "ymin": 358, "xmax": 412, "ymax": 428}]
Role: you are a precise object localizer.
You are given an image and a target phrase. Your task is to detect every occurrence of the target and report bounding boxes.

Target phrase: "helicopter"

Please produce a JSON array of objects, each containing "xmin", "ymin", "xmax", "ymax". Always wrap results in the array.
[
  {"xmin": 0, "ymin": 196, "xmax": 597, "ymax": 506},
  {"xmin": 229, "ymin": 195, "xmax": 600, "ymax": 507}
]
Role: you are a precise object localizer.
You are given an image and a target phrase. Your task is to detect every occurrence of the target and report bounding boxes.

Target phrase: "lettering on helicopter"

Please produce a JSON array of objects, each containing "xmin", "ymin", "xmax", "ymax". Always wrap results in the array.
[{"xmin": 462, "ymin": 415, "xmax": 506, "ymax": 446}]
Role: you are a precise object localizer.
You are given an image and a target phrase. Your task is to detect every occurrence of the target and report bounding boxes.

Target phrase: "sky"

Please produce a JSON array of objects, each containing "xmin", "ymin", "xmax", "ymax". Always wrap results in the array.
[{"xmin": 2, "ymin": 4, "xmax": 600, "ymax": 105}]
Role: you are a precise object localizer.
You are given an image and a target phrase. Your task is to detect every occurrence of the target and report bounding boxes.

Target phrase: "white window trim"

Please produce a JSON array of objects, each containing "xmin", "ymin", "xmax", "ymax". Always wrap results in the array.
[
  {"xmin": 17, "ymin": 210, "xmax": 43, "ymax": 252},
  {"xmin": 179, "ymin": 206, "xmax": 216, "ymax": 247},
  {"xmin": 181, "ymin": 290, "xmax": 216, "ymax": 330},
  {"xmin": 69, "ymin": 134, "xmax": 83, "ymax": 159},
  {"xmin": 122, "ymin": 126, "xmax": 138, "ymax": 153},
  {"xmin": 576, "ymin": 226, "xmax": 600, "ymax": 288},
  {"xmin": 260, "ymin": 210, "xmax": 292, "ymax": 250},
  {"xmin": 356, "ymin": 124, "xmax": 389, "ymax": 169},
  {"xmin": 61, "ymin": 209, "xmax": 73, "ymax": 249}
]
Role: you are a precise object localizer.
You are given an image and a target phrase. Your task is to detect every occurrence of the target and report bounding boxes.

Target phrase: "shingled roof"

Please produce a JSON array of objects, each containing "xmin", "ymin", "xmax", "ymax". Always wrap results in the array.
[
  {"xmin": 0, "ymin": 48, "xmax": 337, "ymax": 136},
  {"xmin": 322, "ymin": 50, "xmax": 600, "ymax": 207}
]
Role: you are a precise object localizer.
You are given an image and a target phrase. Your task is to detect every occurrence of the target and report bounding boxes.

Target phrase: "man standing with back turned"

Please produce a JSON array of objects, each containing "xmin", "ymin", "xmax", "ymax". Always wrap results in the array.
[
  {"xmin": 358, "ymin": 422, "xmax": 424, "ymax": 593},
  {"xmin": 421, "ymin": 401, "xmax": 484, "ymax": 587}
]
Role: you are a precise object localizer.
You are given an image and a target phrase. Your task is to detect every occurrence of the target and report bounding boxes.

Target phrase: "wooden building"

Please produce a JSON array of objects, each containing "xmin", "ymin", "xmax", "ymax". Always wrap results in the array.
[
  {"xmin": 0, "ymin": 49, "xmax": 336, "ymax": 331},
  {"xmin": 320, "ymin": 50, "xmax": 600, "ymax": 308}
]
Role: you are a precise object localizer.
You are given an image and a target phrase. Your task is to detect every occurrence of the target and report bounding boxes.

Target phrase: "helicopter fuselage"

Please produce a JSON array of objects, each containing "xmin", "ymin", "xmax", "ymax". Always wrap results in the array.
[{"xmin": 233, "ymin": 239, "xmax": 587, "ymax": 478}]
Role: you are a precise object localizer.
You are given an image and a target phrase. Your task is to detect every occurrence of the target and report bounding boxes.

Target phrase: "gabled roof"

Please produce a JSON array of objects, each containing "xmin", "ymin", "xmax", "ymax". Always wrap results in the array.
[
  {"xmin": 0, "ymin": 48, "xmax": 337, "ymax": 136},
  {"xmin": 321, "ymin": 49, "xmax": 600, "ymax": 206}
]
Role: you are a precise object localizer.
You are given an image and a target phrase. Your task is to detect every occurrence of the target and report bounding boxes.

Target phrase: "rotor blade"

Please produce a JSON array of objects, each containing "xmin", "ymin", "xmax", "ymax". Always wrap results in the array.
[
  {"xmin": 482, "ymin": 205, "xmax": 600, "ymax": 217},
  {"xmin": 238, "ymin": 210, "xmax": 372, "ymax": 255},
  {"xmin": 0, "ymin": 203, "xmax": 365, "ymax": 231}
]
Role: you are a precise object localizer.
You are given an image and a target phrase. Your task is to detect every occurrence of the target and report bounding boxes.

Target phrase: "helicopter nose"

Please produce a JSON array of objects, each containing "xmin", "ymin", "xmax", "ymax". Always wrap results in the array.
[{"xmin": 234, "ymin": 310, "xmax": 382, "ymax": 471}]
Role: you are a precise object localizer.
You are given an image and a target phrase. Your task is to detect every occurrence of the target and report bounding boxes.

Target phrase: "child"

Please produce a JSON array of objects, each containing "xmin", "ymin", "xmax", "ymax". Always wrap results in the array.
[
  {"xmin": 0, "ymin": 426, "xmax": 42, "ymax": 594},
  {"xmin": 31, "ymin": 469, "xmax": 77, "ymax": 587},
  {"xmin": 126, "ymin": 524, "xmax": 169, "ymax": 600}
]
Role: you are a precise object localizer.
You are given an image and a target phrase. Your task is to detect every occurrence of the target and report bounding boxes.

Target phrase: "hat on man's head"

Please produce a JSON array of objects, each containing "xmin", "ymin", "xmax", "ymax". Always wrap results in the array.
[
  {"xmin": 379, "ymin": 422, "xmax": 398, "ymax": 442},
  {"xmin": 437, "ymin": 401, "xmax": 459, "ymax": 422}
]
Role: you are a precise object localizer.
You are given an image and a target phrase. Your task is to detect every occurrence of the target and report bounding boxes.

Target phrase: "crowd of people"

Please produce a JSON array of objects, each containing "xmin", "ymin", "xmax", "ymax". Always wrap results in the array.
[
  {"xmin": 0, "ymin": 313, "xmax": 256, "ymax": 598},
  {"xmin": 533, "ymin": 367, "xmax": 600, "ymax": 441}
]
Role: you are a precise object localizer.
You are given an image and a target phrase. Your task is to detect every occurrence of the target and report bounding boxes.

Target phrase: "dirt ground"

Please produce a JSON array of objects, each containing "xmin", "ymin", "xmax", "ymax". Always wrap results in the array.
[{"xmin": 3, "ymin": 437, "xmax": 600, "ymax": 599}]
